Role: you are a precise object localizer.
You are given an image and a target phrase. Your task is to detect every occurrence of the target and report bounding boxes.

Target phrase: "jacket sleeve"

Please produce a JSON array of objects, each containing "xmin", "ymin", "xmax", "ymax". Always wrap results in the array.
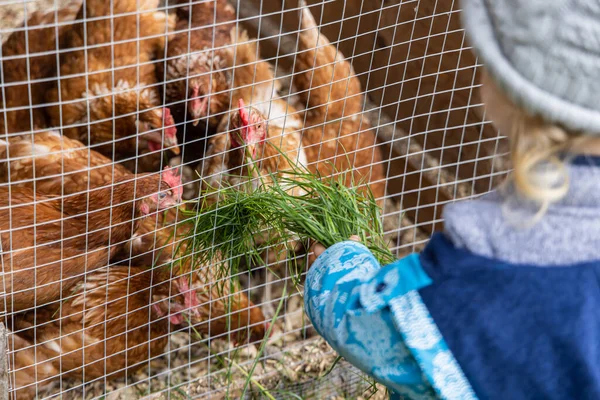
[
  {"xmin": 304, "ymin": 241, "xmax": 437, "ymax": 398},
  {"xmin": 305, "ymin": 241, "xmax": 480, "ymax": 400}
]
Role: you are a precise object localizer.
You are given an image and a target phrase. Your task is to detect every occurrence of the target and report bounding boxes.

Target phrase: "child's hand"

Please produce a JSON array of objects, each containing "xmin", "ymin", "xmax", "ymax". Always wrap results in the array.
[{"xmin": 311, "ymin": 235, "xmax": 361, "ymax": 258}]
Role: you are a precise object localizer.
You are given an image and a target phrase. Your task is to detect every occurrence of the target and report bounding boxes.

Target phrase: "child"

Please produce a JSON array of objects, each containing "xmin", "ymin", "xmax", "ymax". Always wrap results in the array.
[{"xmin": 304, "ymin": 0, "xmax": 600, "ymax": 399}]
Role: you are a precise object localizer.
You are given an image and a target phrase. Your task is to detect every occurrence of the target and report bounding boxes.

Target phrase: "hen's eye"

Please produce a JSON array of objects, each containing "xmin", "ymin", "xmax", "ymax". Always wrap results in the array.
[{"xmin": 158, "ymin": 192, "xmax": 167, "ymax": 200}]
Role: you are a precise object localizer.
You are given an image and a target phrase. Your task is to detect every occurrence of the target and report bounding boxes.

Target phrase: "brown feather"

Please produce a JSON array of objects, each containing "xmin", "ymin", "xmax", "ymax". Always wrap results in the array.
[
  {"xmin": 200, "ymin": 30, "xmax": 306, "ymax": 199},
  {"xmin": 8, "ymin": 266, "xmax": 170, "ymax": 399},
  {"xmin": 158, "ymin": 0, "xmax": 236, "ymax": 128},
  {"xmin": 9, "ymin": 258, "xmax": 268, "ymax": 398},
  {"xmin": 0, "ymin": 2, "xmax": 80, "ymax": 135},
  {"xmin": 0, "ymin": 171, "xmax": 178, "ymax": 313},
  {"xmin": 45, "ymin": 0, "xmax": 177, "ymax": 169},
  {"xmin": 295, "ymin": 4, "xmax": 386, "ymax": 201},
  {"xmin": 0, "ymin": 131, "xmax": 130, "ymax": 194}
]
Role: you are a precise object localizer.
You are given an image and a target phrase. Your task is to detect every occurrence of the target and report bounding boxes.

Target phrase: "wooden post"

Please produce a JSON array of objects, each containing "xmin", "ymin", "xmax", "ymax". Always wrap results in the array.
[{"xmin": 0, "ymin": 324, "xmax": 7, "ymax": 400}]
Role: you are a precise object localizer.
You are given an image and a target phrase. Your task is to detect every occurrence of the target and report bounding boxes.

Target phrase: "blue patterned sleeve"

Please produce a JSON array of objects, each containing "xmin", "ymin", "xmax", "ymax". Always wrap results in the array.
[{"xmin": 304, "ymin": 241, "xmax": 438, "ymax": 398}]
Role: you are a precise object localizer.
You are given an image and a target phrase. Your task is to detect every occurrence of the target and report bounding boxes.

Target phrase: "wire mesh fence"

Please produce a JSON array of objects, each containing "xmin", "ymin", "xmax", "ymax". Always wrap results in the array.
[{"xmin": 0, "ymin": 0, "xmax": 507, "ymax": 398}]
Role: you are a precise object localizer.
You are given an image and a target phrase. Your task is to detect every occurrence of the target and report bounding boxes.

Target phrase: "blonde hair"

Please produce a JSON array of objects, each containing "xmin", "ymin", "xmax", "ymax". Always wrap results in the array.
[{"xmin": 480, "ymin": 69, "xmax": 596, "ymax": 222}]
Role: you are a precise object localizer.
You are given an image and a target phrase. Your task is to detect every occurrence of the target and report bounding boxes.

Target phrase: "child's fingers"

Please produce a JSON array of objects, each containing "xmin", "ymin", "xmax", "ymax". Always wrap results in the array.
[
  {"xmin": 311, "ymin": 236, "xmax": 360, "ymax": 260},
  {"xmin": 311, "ymin": 242, "xmax": 327, "ymax": 258}
]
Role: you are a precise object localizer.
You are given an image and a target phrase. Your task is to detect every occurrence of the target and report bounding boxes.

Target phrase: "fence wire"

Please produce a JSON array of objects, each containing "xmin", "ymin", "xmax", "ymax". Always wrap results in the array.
[{"xmin": 0, "ymin": 0, "xmax": 506, "ymax": 398}]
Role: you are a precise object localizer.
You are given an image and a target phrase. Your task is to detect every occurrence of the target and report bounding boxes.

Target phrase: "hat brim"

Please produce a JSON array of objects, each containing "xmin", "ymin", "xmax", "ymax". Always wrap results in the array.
[{"xmin": 461, "ymin": 0, "xmax": 600, "ymax": 133}]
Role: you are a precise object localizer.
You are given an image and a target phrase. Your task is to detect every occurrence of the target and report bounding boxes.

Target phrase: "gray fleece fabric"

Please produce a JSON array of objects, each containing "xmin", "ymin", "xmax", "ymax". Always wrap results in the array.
[
  {"xmin": 443, "ymin": 161, "xmax": 600, "ymax": 266},
  {"xmin": 461, "ymin": 0, "xmax": 600, "ymax": 134}
]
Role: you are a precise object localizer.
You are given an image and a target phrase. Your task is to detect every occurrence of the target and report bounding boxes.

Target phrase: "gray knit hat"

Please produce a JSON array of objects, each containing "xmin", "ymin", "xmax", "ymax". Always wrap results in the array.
[{"xmin": 461, "ymin": 0, "xmax": 600, "ymax": 133}]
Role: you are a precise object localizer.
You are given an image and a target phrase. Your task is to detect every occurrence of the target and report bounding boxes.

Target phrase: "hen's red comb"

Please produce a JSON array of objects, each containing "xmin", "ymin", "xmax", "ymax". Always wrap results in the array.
[
  {"xmin": 238, "ymin": 98, "xmax": 249, "ymax": 126},
  {"xmin": 162, "ymin": 166, "xmax": 183, "ymax": 200},
  {"xmin": 163, "ymin": 107, "xmax": 173, "ymax": 122},
  {"xmin": 163, "ymin": 108, "xmax": 177, "ymax": 138}
]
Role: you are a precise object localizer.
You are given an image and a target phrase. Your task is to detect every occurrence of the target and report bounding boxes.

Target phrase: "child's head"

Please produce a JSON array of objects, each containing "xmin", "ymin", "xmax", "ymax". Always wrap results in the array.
[{"xmin": 462, "ymin": 0, "xmax": 600, "ymax": 210}]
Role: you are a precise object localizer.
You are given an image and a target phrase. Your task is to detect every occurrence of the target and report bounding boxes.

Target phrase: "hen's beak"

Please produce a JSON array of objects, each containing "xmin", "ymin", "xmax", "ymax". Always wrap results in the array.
[
  {"xmin": 160, "ymin": 196, "xmax": 180, "ymax": 209},
  {"xmin": 145, "ymin": 134, "xmax": 180, "ymax": 155},
  {"xmin": 163, "ymin": 130, "xmax": 181, "ymax": 155},
  {"xmin": 153, "ymin": 301, "xmax": 186, "ymax": 325},
  {"xmin": 143, "ymin": 131, "xmax": 163, "ymax": 153}
]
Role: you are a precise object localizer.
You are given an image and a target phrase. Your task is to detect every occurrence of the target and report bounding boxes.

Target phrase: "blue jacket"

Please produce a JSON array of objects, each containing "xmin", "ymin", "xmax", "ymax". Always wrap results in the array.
[{"xmin": 305, "ymin": 232, "xmax": 600, "ymax": 399}]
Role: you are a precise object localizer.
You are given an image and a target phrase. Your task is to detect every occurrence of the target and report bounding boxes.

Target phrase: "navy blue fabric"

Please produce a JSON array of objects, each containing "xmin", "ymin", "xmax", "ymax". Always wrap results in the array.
[
  {"xmin": 570, "ymin": 154, "xmax": 600, "ymax": 167},
  {"xmin": 418, "ymin": 233, "xmax": 600, "ymax": 400}
]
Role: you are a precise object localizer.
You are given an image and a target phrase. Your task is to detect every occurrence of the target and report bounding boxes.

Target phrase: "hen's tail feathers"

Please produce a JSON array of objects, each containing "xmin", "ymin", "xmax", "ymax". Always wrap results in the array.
[
  {"xmin": 298, "ymin": 0, "xmax": 345, "ymax": 64},
  {"xmin": 229, "ymin": 28, "xmax": 252, "ymax": 52},
  {"xmin": 298, "ymin": 0, "xmax": 320, "ymax": 49},
  {"xmin": 295, "ymin": 0, "xmax": 360, "ymax": 114},
  {"xmin": 227, "ymin": 28, "xmax": 260, "ymax": 68}
]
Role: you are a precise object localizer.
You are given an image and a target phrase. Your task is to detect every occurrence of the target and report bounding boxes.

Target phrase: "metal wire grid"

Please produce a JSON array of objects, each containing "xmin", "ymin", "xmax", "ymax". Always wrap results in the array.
[{"xmin": 0, "ymin": 0, "xmax": 506, "ymax": 398}]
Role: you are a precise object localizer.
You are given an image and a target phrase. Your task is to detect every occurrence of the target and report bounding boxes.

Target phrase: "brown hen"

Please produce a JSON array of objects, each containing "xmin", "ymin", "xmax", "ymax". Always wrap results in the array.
[
  {"xmin": 9, "ymin": 260, "xmax": 269, "ymax": 399},
  {"xmin": 155, "ymin": 252, "xmax": 270, "ymax": 345},
  {"xmin": 0, "ymin": 130, "xmax": 188, "ymax": 269},
  {"xmin": 159, "ymin": 0, "xmax": 236, "ymax": 128},
  {"xmin": 46, "ymin": 0, "xmax": 180, "ymax": 171},
  {"xmin": 198, "ymin": 30, "xmax": 306, "ymax": 316},
  {"xmin": 0, "ymin": 167, "xmax": 181, "ymax": 313},
  {"xmin": 8, "ymin": 266, "xmax": 170, "ymax": 399},
  {"xmin": 199, "ymin": 30, "xmax": 306, "ymax": 198},
  {"xmin": 294, "ymin": 2, "xmax": 386, "ymax": 201}
]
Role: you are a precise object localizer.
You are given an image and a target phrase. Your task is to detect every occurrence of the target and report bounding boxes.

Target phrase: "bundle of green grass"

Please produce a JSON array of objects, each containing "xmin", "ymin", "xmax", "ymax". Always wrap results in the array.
[
  {"xmin": 174, "ymin": 162, "xmax": 393, "ymax": 397},
  {"xmin": 180, "ymin": 164, "xmax": 395, "ymax": 281}
]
